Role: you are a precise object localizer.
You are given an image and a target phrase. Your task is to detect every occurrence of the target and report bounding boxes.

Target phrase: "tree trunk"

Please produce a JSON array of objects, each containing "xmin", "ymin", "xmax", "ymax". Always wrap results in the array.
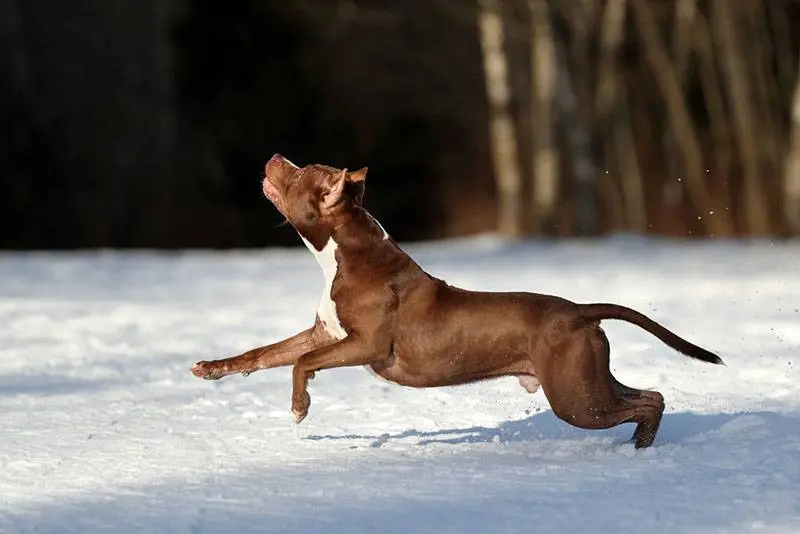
[
  {"xmin": 594, "ymin": 0, "xmax": 626, "ymax": 118},
  {"xmin": 550, "ymin": 7, "xmax": 597, "ymax": 235},
  {"xmin": 630, "ymin": 0, "xmax": 733, "ymax": 237},
  {"xmin": 713, "ymin": 1, "xmax": 770, "ymax": 235},
  {"xmin": 692, "ymin": 9, "xmax": 734, "ymax": 234},
  {"xmin": 528, "ymin": 0, "xmax": 558, "ymax": 234},
  {"xmin": 662, "ymin": 0, "xmax": 697, "ymax": 213},
  {"xmin": 595, "ymin": 0, "xmax": 646, "ymax": 232},
  {"xmin": 478, "ymin": 0, "xmax": 523, "ymax": 237},
  {"xmin": 784, "ymin": 62, "xmax": 800, "ymax": 233},
  {"xmin": 614, "ymin": 83, "xmax": 647, "ymax": 233}
]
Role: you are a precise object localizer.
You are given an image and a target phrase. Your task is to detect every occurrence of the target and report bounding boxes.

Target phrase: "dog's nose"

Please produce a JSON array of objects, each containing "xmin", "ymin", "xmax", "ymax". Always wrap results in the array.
[{"xmin": 265, "ymin": 154, "xmax": 284, "ymax": 175}]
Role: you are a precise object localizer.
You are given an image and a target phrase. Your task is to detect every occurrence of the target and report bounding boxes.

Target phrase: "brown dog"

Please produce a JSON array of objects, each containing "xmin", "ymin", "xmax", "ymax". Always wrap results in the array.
[{"xmin": 191, "ymin": 154, "xmax": 723, "ymax": 448}]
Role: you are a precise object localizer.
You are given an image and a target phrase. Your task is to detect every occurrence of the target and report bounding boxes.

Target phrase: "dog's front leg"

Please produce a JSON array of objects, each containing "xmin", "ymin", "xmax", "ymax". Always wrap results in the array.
[
  {"xmin": 290, "ymin": 336, "xmax": 376, "ymax": 423},
  {"xmin": 191, "ymin": 325, "xmax": 329, "ymax": 381}
]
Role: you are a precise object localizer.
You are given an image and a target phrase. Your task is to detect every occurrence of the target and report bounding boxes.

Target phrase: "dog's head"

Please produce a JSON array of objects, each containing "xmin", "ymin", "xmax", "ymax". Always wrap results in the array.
[{"xmin": 263, "ymin": 154, "xmax": 368, "ymax": 248}]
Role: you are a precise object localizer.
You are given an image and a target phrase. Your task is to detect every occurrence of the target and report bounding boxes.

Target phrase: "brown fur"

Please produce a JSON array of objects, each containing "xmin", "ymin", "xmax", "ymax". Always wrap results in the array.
[{"xmin": 191, "ymin": 154, "xmax": 724, "ymax": 449}]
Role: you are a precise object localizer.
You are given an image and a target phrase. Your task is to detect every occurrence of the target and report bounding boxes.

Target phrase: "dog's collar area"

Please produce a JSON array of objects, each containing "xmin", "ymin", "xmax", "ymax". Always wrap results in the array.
[{"xmin": 328, "ymin": 209, "xmax": 390, "ymax": 243}]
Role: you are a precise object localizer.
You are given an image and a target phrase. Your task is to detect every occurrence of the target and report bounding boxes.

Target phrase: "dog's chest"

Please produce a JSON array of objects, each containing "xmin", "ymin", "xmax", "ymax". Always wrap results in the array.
[{"xmin": 301, "ymin": 236, "xmax": 348, "ymax": 340}]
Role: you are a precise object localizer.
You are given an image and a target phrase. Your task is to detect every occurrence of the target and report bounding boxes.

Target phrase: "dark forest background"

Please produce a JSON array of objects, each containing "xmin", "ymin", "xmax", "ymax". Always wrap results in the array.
[{"xmin": 3, "ymin": 0, "xmax": 800, "ymax": 249}]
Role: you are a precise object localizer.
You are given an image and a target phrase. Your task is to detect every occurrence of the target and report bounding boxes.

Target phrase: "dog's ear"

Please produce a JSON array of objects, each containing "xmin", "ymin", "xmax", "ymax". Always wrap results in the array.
[
  {"xmin": 347, "ymin": 167, "xmax": 367, "ymax": 184},
  {"xmin": 346, "ymin": 167, "xmax": 367, "ymax": 205},
  {"xmin": 321, "ymin": 169, "xmax": 347, "ymax": 209}
]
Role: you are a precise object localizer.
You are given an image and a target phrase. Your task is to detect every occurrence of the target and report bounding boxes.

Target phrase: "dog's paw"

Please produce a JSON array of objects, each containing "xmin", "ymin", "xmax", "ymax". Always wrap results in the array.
[
  {"xmin": 291, "ymin": 391, "xmax": 311, "ymax": 424},
  {"xmin": 191, "ymin": 361, "xmax": 223, "ymax": 380}
]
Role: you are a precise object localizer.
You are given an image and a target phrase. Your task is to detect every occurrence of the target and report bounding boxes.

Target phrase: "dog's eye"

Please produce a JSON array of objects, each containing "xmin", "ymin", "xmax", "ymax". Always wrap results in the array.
[{"xmin": 305, "ymin": 210, "xmax": 318, "ymax": 222}]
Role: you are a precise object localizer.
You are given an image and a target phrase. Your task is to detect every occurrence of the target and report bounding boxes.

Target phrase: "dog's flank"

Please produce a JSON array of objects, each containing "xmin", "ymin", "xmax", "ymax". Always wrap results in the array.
[{"xmin": 191, "ymin": 154, "xmax": 723, "ymax": 449}]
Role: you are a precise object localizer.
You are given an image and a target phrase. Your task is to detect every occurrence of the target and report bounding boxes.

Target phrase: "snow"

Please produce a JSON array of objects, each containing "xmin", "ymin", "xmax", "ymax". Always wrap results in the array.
[{"xmin": 1, "ymin": 234, "xmax": 799, "ymax": 534}]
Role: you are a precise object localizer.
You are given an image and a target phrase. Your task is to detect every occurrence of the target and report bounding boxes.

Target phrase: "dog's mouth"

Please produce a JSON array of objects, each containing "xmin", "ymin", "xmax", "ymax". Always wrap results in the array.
[{"xmin": 263, "ymin": 177, "xmax": 284, "ymax": 211}]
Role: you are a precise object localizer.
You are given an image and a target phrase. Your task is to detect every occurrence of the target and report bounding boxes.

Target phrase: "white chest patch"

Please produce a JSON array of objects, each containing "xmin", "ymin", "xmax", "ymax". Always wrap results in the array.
[{"xmin": 300, "ymin": 235, "xmax": 348, "ymax": 340}]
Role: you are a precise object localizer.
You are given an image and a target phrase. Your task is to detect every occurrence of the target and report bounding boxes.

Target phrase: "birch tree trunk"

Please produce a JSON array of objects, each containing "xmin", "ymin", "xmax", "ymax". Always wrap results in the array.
[
  {"xmin": 594, "ymin": 0, "xmax": 626, "ymax": 117},
  {"xmin": 529, "ymin": 0, "xmax": 558, "ymax": 234},
  {"xmin": 784, "ymin": 64, "xmax": 800, "ymax": 233},
  {"xmin": 478, "ymin": 0, "xmax": 523, "ymax": 236}
]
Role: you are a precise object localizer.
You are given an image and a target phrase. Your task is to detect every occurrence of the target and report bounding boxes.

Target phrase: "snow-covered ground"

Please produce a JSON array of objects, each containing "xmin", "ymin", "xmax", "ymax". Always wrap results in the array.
[{"xmin": 1, "ymin": 235, "xmax": 799, "ymax": 534}]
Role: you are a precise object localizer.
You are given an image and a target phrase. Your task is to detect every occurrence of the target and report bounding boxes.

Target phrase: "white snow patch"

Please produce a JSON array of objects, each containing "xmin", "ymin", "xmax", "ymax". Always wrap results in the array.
[{"xmin": 1, "ymin": 236, "xmax": 799, "ymax": 534}]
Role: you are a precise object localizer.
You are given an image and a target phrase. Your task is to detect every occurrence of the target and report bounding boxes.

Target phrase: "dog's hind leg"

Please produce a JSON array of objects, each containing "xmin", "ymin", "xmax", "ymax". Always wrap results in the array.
[
  {"xmin": 613, "ymin": 376, "xmax": 665, "ymax": 405},
  {"xmin": 538, "ymin": 326, "xmax": 665, "ymax": 448}
]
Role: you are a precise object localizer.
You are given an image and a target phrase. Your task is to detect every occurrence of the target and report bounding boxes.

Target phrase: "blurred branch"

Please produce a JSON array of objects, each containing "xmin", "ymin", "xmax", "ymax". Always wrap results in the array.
[{"xmin": 287, "ymin": 0, "xmax": 399, "ymax": 40}]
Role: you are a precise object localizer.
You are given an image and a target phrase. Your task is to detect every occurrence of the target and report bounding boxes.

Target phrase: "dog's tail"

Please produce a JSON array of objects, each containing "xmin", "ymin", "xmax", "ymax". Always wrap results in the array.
[{"xmin": 578, "ymin": 303, "xmax": 724, "ymax": 365}]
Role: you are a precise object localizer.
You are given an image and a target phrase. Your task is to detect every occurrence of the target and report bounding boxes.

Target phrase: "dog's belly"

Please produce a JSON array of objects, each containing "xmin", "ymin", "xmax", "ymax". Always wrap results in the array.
[
  {"xmin": 363, "ymin": 352, "xmax": 413, "ymax": 386},
  {"xmin": 364, "ymin": 343, "xmax": 536, "ymax": 389}
]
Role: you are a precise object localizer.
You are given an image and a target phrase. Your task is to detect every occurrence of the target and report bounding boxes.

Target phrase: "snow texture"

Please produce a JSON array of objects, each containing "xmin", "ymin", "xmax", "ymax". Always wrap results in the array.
[{"xmin": 1, "ymin": 235, "xmax": 799, "ymax": 533}]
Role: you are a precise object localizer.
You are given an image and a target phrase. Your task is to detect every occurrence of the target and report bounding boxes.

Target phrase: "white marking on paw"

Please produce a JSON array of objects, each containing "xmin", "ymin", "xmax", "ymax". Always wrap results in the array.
[{"xmin": 300, "ymin": 235, "xmax": 347, "ymax": 340}]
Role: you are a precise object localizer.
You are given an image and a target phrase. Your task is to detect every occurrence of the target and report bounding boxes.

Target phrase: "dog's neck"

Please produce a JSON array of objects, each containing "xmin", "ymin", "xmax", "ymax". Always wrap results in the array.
[
  {"xmin": 303, "ymin": 207, "xmax": 389, "ymax": 255},
  {"xmin": 299, "ymin": 208, "xmax": 390, "ymax": 340}
]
